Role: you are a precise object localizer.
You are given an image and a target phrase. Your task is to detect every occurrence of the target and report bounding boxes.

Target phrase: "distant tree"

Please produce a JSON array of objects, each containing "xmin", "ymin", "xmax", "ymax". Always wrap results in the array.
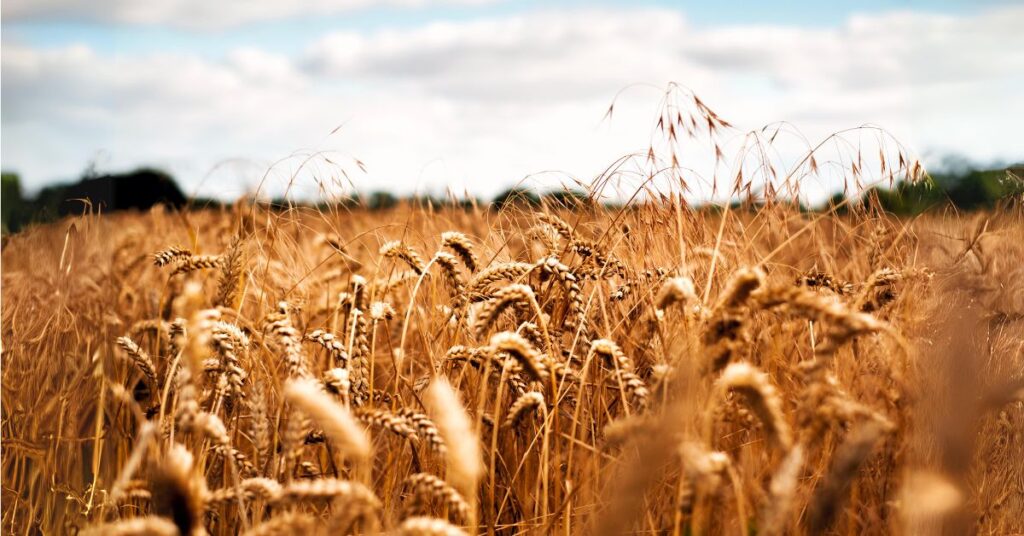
[
  {"xmin": 366, "ymin": 191, "xmax": 398, "ymax": 210},
  {"xmin": 942, "ymin": 167, "xmax": 1021, "ymax": 209},
  {"xmin": 451, "ymin": 197, "xmax": 480, "ymax": 211},
  {"xmin": 35, "ymin": 167, "xmax": 185, "ymax": 217},
  {"xmin": 863, "ymin": 163, "xmax": 1023, "ymax": 215},
  {"xmin": 826, "ymin": 192, "xmax": 849, "ymax": 212},
  {"xmin": 542, "ymin": 188, "xmax": 589, "ymax": 210},
  {"xmin": 493, "ymin": 187, "xmax": 540, "ymax": 208},
  {"xmin": 2, "ymin": 172, "xmax": 28, "ymax": 233}
]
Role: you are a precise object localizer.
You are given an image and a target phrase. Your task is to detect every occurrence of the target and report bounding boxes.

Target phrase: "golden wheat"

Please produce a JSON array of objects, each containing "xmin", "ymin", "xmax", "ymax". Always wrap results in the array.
[{"xmin": 3, "ymin": 197, "xmax": 1022, "ymax": 535}]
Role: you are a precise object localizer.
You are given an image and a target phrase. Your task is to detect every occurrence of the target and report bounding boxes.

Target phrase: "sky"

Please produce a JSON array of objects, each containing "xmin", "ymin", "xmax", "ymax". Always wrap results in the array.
[{"xmin": 2, "ymin": 0, "xmax": 1022, "ymax": 201}]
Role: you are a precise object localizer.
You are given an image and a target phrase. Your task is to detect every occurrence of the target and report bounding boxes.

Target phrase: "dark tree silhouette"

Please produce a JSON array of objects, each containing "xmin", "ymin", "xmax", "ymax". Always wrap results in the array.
[{"xmin": 36, "ymin": 168, "xmax": 186, "ymax": 216}]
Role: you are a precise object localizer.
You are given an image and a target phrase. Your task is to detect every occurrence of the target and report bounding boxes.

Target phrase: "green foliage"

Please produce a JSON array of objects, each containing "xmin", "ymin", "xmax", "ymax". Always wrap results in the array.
[
  {"xmin": 492, "ymin": 187, "xmax": 540, "ymax": 208},
  {"xmin": 2, "ymin": 172, "xmax": 28, "ymax": 233},
  {"xmin": 867, "ymin": 164, "xmax": 1023, "ymax": 215},
  {"xmin": 367, "ymin": 191, "xmax": 398, "ymax": 210},
  {"xmin": 541, "ymin": 188, "xmax": 589, "ymax": 209}
]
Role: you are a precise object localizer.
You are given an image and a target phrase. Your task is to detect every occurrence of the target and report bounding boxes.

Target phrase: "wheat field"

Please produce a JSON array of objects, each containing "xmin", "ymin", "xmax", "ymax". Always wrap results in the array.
[{"xmin": 2, "ymin": 195, "xmax": 1022, "ymax": 535}]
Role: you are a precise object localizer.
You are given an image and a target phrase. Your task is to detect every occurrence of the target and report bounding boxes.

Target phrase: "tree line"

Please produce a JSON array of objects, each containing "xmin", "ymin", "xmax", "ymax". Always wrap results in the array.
[{"xmin": 3, "ymin": 163, "xmax": 1021, "ymax": 233}]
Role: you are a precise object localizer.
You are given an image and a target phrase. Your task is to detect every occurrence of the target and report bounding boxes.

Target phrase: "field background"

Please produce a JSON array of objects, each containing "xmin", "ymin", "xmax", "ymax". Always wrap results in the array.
[{"xmin": 2, "ymin": 199, "xmax": 1022, "ymax": 535}]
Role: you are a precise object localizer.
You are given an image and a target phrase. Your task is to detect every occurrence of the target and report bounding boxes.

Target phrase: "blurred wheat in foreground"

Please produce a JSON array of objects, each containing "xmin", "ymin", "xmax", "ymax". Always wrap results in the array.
[{"xmin": 2, "ymin": 199, "xmax": 1023, "ymax": 535}]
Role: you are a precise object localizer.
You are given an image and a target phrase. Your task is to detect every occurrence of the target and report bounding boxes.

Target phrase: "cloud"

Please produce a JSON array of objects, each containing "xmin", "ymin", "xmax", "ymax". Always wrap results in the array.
[
  {"xmin": 1, "ymin": 0, "xmax": 495, "ymax": 29},
  {"xmin": 1, "ymin": 43, "xmax": 328, "ymax": 198},
  {"xmin": 683, "ymin": 10, "xmax": 1024, "ymax": 91},
  {"xmin": 303, "ymin": 9, "xmax": 698, "ymax": 102},
  {"xmin": 304, "ymin": 6, "xmax": 1024, "ymax": 98},
  {"xmin": 2, "ymin": 6, "xmax": 1022, "ymax": 200}
]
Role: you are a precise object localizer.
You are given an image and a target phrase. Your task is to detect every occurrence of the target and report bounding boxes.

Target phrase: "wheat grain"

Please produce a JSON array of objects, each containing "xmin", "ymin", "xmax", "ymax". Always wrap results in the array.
[
  {"xmin": 381, "ymin": 240, "xmax": 427, "ymax": 274},
  {"xmin": 322, "ymin": 367, "xmax": 351, "ymax": 400},
  {"xmin": 241, "ymin": 512, "xmax": 316, "ymax": 536},
  {"xmin": 504, "ymin": 391, "xmax": 545, "ymax": 428},
  {"xmin": 247, "ymin": 385, "xmax": 270, "ymax": 469},
  {"xmin": 397, "ymin": 516, "xmax": 468, "ymax": 536},
  {"xmin": 169, "ymin": 254, "xmax": 223, "ymax": 276},
  {"xmin": 211, "ymin": 321, "xmax": 248, "ymax": 400},
  {"xmin": 655, "ymin": 276, "xmax": 697, "ymax": 315},
  {"xmin": 284, "ymin": 378, "xmax": 371, "ymax": 463},
  {"xmin": 590, "ymin": 339, "xmax": 649, "ymax": 408},
  {"xmin": 267, "ymin": 302, "xmax": 310, "ymax": 378},
  {"xmin": 489, "ymin": 332, "xmax": 549, "ymax": 383},
  {"xmin": 280, "ymin": 478, "xmax": 380, "ymax": 507},
  {"xmin": 80, "ymin": 517, "xmax": 181, "ymax": 536},
  {"xmin": 473, "ymin": 284, "xmax": 538, "ymax": 339},
  {"xmin": 205, "ymin": 477, "xmax": 283, "ymax": 504},
  {"xmin": 396, "ymin": 408, "xmax": 447, "ymax": 456},
  {"xmin": 117, "ymin": 335, "xmax": 159, "ymax": 387},
  {"xmin": 306, "ymin": 329, "xmax": 349, "ymax": 367},
  {"xmin": 432, "ymin": 251, "xmax": 466, "ymax": 301},
  {"xmin": 406, "ymin": 472, "xmax": 472, "ymax": 521},
  {"xmin": 425, "ymin": 378, "xmax": 482, "ymax": 499},
  {"xmin": 154, "ymin": 246, "xmax": 192, "ymax": 267},
  {"xmin": 467, "ymin": 262, "xmax": 534, "ymax": 298},
  {"xmin": 440, "ymin": 231, "xmax": 478, "ymax": 273},
  {"xmin": 369, "ymin": 301, "xmax": 396, "ymax": 321},
  {"xmin": 355, "ymin": 407, "xmax": 418, "ymax": 441},
  {"xmin": 215, "ymin": 236, "xmax": 245, "ymax": 308},
  {"xmin": 797, "ymin": 270, "xmax": 854, "ymax": 295},
  {"xmin": 713, "ymin": 362, "xmax": 792, "ymax": 450},
  {"xmin": 537, "ymin": 256, "xmax": 586, "ymax": 331}
]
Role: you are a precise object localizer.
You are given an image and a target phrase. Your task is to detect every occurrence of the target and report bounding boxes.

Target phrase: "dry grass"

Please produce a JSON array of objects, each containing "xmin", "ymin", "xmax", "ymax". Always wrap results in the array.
[{"xmin": 2, "ymin": 197, "xmax": 1022, "ymax": 535}]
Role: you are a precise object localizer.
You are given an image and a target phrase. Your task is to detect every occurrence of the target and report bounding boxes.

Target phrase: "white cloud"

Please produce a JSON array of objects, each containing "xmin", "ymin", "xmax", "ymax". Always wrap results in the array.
[
  {"xmin": 1, "ymin": 0, "xmax": 495, "ymax": 29},
  {"xmin": 303, "ymin": 9, "xmax": 699, "ymax": 102},
  {"xmin": 2, "ymin": 6, "xmax": 1022, "ymax": 201},
  {"xmin": 1, "ymin": 43, "xmax": 331, "ymax": 198}
]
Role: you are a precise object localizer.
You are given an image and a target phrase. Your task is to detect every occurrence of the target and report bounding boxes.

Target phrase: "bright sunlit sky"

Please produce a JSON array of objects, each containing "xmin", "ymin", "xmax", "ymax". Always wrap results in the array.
[{"xmin": 2, "ymin": 0, "xmax": 1022, "ymax": 200}]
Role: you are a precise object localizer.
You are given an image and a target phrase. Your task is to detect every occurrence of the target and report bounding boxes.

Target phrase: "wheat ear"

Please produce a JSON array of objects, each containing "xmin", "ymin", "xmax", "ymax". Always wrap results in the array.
[
  {"xmin": 284, "ymin": 378, "xmax": 371, "ymax": 464},
  {"xmin": 425, "ymin": 378, "xmax": 482, "ymax": 505}
]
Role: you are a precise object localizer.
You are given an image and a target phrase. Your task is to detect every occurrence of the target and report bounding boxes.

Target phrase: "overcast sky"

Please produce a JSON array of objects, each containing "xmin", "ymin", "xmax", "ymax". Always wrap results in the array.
[{"xmin": 2, "ymin": 0, "xmax": 1022, "ymax": 201}]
